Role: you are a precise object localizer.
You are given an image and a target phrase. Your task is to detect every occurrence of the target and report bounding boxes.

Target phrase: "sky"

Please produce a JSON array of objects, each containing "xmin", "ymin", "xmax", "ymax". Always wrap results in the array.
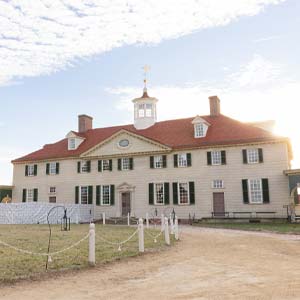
[{"xmin": 0, "ymin": 0, "xmax": 299, "ymax": 185}]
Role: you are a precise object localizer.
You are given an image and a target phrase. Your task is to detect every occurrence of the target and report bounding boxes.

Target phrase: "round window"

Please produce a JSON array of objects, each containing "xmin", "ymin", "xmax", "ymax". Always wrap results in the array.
[{"xmin": 119, "ymin": 139, "xmax": 130, "ymax": 147}]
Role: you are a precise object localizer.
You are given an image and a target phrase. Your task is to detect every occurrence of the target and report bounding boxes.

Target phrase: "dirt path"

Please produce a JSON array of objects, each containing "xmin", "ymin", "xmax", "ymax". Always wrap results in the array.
[{"xmin": 2, "ymin": 226, "xmax": 300, "ymax": 300}]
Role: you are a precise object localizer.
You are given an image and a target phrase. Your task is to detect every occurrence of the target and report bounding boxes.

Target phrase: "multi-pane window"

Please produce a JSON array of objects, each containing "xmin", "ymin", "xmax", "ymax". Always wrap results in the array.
[
  {"xmin": 178, "ymin": 183, "xmax": 189, "ymax": 204},
  {"xmin": 212, "ymin": 180, "xmax": 224, "ymax": 189},
  {"xmin": 81, "ymin": 161, "xmax": 89, "ymax": 173},
  {"xmin": 49, "ymin": 186, "xmax": 56, "ymax": 194},
  {"xmin": 154, "ymin": 183, "xmax": 164, "ymax": 205},
  {"xmin": 102, "ymin": 160, "xmax": 110, "ymax": 171},
  {"xmin": 49, "ymin": 196, "xmax": 56, "ymax": 203},
  {"xmin": 211, "ymin": 151, "xmax": 222, "ymax": 165},
  {"xmin": 122, "ymin": 158, "xmax": 130, "ymax": 170},
  {"xmin": 27, "ymin": 189, "xmax": 34, "ymax": 202},
  {"xmin": 138, "ymin": 104, "xmax": 145, "ymax": 117},
  {"xmin": 249, "ymin": 179, "xmax": 263, "ymax": 203},
  {"xmin": 49, "ymin": 162, "xmax": 57, "ymax": 175},
  {"xmin": 69, "ymin": 138, "xmax": 76, "ymax": 150},
  {"xmin": 28, "ymin": 165, "xmax": 35, "ymax": 176},
  {"xmin": 102, "ymin": 185, "xmax": 110, "ymax": 205},
  {"xmin": 80, "ymin": 186, "xmax": 88, "ymax": 204},
  {"xmin": 247, "ymin": 149, "xmax": 259, "ymax": 164},
  {"xmin": 195, "ymin": 123, "xmax": 205, "ymax": 138},
  {"xmin": 178, "ymin": 154, "xmax": 187, "ymax": 167},
  {"xmin": 145, "ymin": 104, "xmax": 152, "ymax": 117},
  {"xmin": 154, "ymin": 156, "xmax": 163, "ymax": 168}
]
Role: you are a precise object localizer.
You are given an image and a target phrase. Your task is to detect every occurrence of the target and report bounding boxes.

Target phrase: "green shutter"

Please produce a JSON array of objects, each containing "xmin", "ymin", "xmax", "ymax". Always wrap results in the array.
[
  {"xmin": 46, "ymin": 163, "xmax": 50, "ymax": 175},
  {"xmin": 56, "ymin": 162, "xmax": 60, "ymax": 174},
  {"xmin": 262, "ymin": 179, "xmax": 270, "ymax": 203},
  {"xmin": 174, "ymin": 154, "xmax": 178, "ymax": 168},
  {"xmin": 207, "ymin": 152, "xmax": 212, "ymax": 165},
  {"xmin": 87, "ymin": 161, "xmax": 91, "ymax": 172},
  {"xmin": 109, "ymin": 159, "xmax": 113, "ymax": 171},
  {"xmin": 22, "ymin": 189, "xmax": 26, "ymax": 202},
  {"xmin": 25, "ymin": 165, "xmax": 28, "ymax": 176},
  {"xmin": 110, "ymin": 185, "xmax": 115, "ymax": 205},
  {"xmin": 34, "ymin": 165, "xmax": 37, "ymax": 176},
  {"xmin": 98, "ymin": 160, "xmax": 102, "ymax": 172},
  {"xmin": 88, "ymin": 186, "xmax": 93, "ymax": 204},
  {"xmin": 243, "ymin": 150, "xmax": 248, "ymax": 164},
  {"xmin": 75, "ymin": 186, "xmax": 79, "ymax": 204},
  {"xmin": 118, "ymin": 159, "xmax": 122, "ymax": 170},
  {"xmin": 173, "ymin": 182, "xmax": 178, "ymax": 205},
  {"xmin": 187, "ymin": 153, "xmax": 192, "ymax": 166},
  {"xmin": 129, "ymin": 158, "xmax": 133, "ymax": 170},
  {"xmin": 189, "ymin": 182, "xmax": 195, "ymax": 205},
  {"xmin": 150, "ymin": 156, "xmax": 154, "ymax": 168},
  {"xmin": 221, "ymin": 151, "xmax": 226, "ymax": 165},
  {"xmin": 164, "ymin": 182, "xmax": 170, "ymax": 205},
  {"xmin": 162, "ymin": 155, "xmax": 167, "ymax": 168},
  {"xmin": 149, "ymin": 183, "xmax": 154, "ymax": 205},
  {"xmin": 96, "ymin": 185, "xmax": 101, "ymax": 206},
  {"xmin": 77, "ymin": 162, "xmax": 81, "ymax": 173},
  {"xmin": 33, "ymin": 189, "xmax": 38, "ymax": 202},
  {"xmin": 259, "ymin": 148, "xmax": 264, "ymax": 163},
  {"xmin": 242, "ymin": 179, "xmax": 249, "ymax": 204}
]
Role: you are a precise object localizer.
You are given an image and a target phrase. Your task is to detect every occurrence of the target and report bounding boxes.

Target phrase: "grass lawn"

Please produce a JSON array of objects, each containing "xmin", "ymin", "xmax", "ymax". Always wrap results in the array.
[
  {"xmin": 0, "ymin": 224, "xmax": 171, "ymax": 284},
  {"xmin": 194, "ymin": 222, "xmax": 300, "ymax": 234}
]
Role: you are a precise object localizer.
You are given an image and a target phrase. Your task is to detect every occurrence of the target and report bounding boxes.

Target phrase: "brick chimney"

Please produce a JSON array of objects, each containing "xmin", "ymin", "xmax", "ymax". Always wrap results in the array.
[
  {"xmin": 78, "ymin": 114, "xmax": 93, "ymax": 133},
  {"xmin": 209, "ymin": 96, "xmax": 221, "ymax": 117}
]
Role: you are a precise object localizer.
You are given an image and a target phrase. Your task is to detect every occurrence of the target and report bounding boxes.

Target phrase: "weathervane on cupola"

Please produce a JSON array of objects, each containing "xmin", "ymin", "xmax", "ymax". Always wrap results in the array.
[{"xmin": 132, "ymin": 65, "xmax": 158, "ymax": 130}]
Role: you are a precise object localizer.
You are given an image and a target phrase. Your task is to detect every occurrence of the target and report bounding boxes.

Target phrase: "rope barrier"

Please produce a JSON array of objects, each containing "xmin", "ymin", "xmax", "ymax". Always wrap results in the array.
[
  {"xmin": 96, "ymin": 229, "xmax": 138, "ymax": 248},
  {"xmin": 144, "ymin": 229, "xmax": 164, "ymax": 243},
  {"xmin": 0, "ymin": 233, "xmax": 90, "ymax": 257}
]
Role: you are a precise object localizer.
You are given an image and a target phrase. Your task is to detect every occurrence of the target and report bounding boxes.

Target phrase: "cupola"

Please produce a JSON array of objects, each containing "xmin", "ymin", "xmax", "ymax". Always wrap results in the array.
[{"xmin": 132, "ymin": 66, "xmax": 158, "ymax": 130}]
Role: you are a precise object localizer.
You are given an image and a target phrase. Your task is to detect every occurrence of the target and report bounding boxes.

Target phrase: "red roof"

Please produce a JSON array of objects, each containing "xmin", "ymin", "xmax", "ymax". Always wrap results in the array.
[{"xmin": 12, "ymin": 114, "xmax": 289, "ymax": 163}]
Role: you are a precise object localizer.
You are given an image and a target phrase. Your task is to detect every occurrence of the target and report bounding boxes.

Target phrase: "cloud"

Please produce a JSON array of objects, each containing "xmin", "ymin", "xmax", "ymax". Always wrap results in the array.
[
  {"xmin": 0, "ymin": 0, "xmax": 285, "ymax": 85},
  {"xmin": 108, "ymin": 54, "xmax": 300, "ymax": 167},
  {"xmin": 253, "ymin": 35, "xmax": 282, "ymax": 43}
]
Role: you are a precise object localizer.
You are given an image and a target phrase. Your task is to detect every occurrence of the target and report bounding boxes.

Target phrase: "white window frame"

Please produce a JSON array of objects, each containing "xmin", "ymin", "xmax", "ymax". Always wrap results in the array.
[
  {"xmin": 102, "ymin": 159, "xmax": 110, "ymax": 171},
  {"xmin": 68, "ymin": 138, "xmax": 76, "ymax": 150},
  {"xmin": 49, "ymin": 196, "xmax": 56, "ymax": 203},
  {"xmin": 80, "ymin": 186, "xmax": 88, "ymax": 204},
  {"xmin": 248, "ymin": 179, "xmax": 263, "ymax": 204},
  {"xmin": 49, "ymin": 162, "xmax": 57, "ymax": 175},
  {"xmin": 122, "ymin": 158, "xmax": 130, "ymax": 170},
  {"xmin": 154, "ymin": 183, "xmax": 164, "ymax": 205},
  {"xmin": 247, "ymin": 149, "xmax": 259, "ymax": 164},
  {"xmin": 194, "ymin": 123, "xmax": 205, "ymax": 138},
  {"xmin": 212, "ymin": 180, "xmax": 224, "ymax": 189},
  {"xmin": 154, "ymin": 156, "xmax": 163, "ymax": 169},
  {"xmin": 81, "ymin": 161, "xmax": 89, "ymax": 173},
  {"xmin": 178, "ymin": 182, "xmax": 190, "ymax": 205},
  {"xmin": 178, "ymin": 154, "xmax": 187, "ymax": 167},
  {"xmin": 27, "ymin": 189, "xmax": 34, "ymax": 202},
  {"xmin": 49, "ymin": 186, "xmax": 56, "ymax": 194},
  {"xmin": 145, "ymin": 103, "xmax": 152, "ymax": 117},
  {"xmin": 211, "ymin": 151, "xmax": 222, "ymax": 165},
  {"xmin": 138, "ymin": 104, "xmax": 145, "ymax": 117},
  {"xmin": 28, "ymin": 165, "xmax": 35, "ymax": 176},
  {"xmin": 101, "ymin": 185, "xmax": 110, "ymax": 206}
]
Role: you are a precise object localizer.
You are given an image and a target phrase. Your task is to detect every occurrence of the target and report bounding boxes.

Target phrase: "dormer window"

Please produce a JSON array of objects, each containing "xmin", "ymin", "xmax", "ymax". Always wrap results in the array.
[
  {"xmin": 195, "ymin": 123, "xmax": 205, "ymax": 138},
  {"xmin": 68, "ymin": 138, "xmax": 76, "ymax": 150}
]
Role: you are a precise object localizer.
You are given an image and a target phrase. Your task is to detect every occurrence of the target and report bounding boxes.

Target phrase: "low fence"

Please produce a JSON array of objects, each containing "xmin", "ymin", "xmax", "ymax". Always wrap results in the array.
[{"xmin": 0, "ymin": 203, "xmax": 93, "ymax": 224}]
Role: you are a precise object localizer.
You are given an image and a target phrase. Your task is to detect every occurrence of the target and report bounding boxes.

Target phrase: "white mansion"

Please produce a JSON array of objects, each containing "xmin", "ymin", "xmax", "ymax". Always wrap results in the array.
[{"xmin": 12, "ymin": 88, "xmax": 293, "ymax": 219}]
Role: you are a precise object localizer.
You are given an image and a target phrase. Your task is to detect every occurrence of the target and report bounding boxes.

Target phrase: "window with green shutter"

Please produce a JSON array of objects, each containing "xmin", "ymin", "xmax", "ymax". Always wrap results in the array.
[
  {"xmin": 242, "ymin": 179, "xmax": 249, "ymax": 204},
  {"xmin": 88, "ymin": 186, "xmax": 93, "ymax": 204},
  {"xmin": 150, "ymin": 156, "xmax": 154, "ymax": 168},
  {"xmin": 262, "ymin": 178, "xmax": 270, "ymax": 203},
  {"xmin": 162, "ymin": 155, "xmax": 167, "ymax": 168},
  {"xmin": 22, "ymin": 189, "xmax": 27, "ymax": 202},
  {"xmin": 187, "ymin": 153, "xmax": 192, "ymax": 166},
  {"xmin": 96, "ymin": 185, "xmax": 101, "ymax": 206},
  {"xmin": 33, "ymin": 189, "xmax": 38, "ymax": 202},
  {"xmin": 221, "ymin": 151, "xmax": 226, "ymax": 165},
  {"xmin": 129, "ymin": 158, "xmax": 134, "ymax": 170},
  {"xmin": 98, "ymin": 160, "xmax": 102, "ymax": 172},
  {"xmin": 207, "ymin": 152, "xmax": 212, "ymax": 165},
  {"xmin": 56, "ymin": 162, "xmax": 60, "ymax": 174},
  {"xmin": 75, "ymin": 186, "xmax": 79, "ymax": 204},
  {"xmin": 25, "ymin": 165, "xmax": 28, "ymax": 176},
  {"xmin": 173, "ymin": 182, "xmax": 178, "ymax": 205},
  {"xmin": 110, "ymin": 185, "xmax": 115, "ymax": 205},
  {"xmin": 46, "ymin": 163, "xmax": 50, "ymax": 175},
  {"xmin": 189, "ymin": 182, "xmax": 195, "ymax": 205},
  {"xmin": 149, "ymin": 183, "xmax": 154, "ymax": 205},
  {"xmin": 164, "ymin": 182, "xmax": 170, "ymax": 205},
  {"xmin": 174, "ymin": 154, "xmax": 178, "ymax": 168}
]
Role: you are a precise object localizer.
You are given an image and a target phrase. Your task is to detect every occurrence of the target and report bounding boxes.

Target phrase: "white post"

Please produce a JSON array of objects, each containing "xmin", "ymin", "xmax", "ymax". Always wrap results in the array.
[
  {"xmin": 102, "ymin": 212, "xmax": 106, "ymax": 225},
  {"xmin": 127, "ymin": 212, "xmax": 130, "ymax": 226},
  {"xmin": 161, "ymin": 214, "xmax": 165, "ymax": 231},
  {"xmin": 146, "ymin": 213, "xmax": 149, "ymax": 229},
  {"xmin": 138, "ymin": 218, "xmax": 144, "ymax": 252},
  {"xmin": 88, "ymin": 223, "xmax": 95, "ymax": 266},
  {"xmin": 174, "ymin": 216, "xmax": 179, "ymax": 240},
  {"xmin": 164, "ymin": 217, "xmax": 170, "ymax": 245},
  {"xmin": 170, "ymin": 215, "xmax": 174, "ymax": 235}
]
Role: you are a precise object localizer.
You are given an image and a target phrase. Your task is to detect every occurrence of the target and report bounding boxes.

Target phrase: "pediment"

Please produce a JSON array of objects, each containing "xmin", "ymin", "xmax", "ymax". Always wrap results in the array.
[
  {"xmin": 192, "ymin": 116, "xmax": 210, "ymax": 125},
  {"xmin": 81, "ymin": 129, "xmax": 171, "ymax": 158}
]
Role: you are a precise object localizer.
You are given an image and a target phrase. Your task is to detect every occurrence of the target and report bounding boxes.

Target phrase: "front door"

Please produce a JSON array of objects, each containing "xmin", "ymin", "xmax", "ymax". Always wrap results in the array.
[
  {"xmin": 121, "ymin": 192, "xmax": 131, "ymax": 216},
  {"xmin": 213, "ymin": 192, "xmax": 225, "ymax": 217}
]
